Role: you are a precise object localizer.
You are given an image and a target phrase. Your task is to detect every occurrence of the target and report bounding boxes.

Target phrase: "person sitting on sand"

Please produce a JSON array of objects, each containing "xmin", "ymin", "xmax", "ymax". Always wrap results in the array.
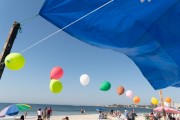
[
  {"xmin": 20, "ymin": 115, "xmax": 24, "ymax": 120},
  {"xmin": 99, "ymin": 111, "xmax": 108, "ymax": 119},
  {"xmin": 148, "ymin": 111, "xmax": 154, "ymax": 120},
  {"xmin": 80, "ymin": 109, "xmax": 85, "ymax": 114},
  {"xmin": 110, "ymin": 109, "xmax": 114, "ymax": 116},
  {"xmin": 99, "ymin": 111, "xmax": 104, "ymax": 120},
  {"xmin": 62, "ymin": 116, "xmax": 69, "ymax": 120}
]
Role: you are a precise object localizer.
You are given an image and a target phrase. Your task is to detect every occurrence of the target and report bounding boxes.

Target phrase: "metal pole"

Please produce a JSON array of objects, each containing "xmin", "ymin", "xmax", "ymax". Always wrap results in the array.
[
  {"xmin": 0, "ymin": 21, "xmax": 20, "ymax": 79},
  {"xmin": 159, "ymin": 90, "xmax": 166, "ymax": 120}
]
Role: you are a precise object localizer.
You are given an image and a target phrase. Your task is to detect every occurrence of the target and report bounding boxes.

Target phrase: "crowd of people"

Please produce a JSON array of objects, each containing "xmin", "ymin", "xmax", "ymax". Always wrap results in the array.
[
  {"xmin": 37, "ymin": 107, "xmax": 52, "ymax": 120},
  {"xmin": 99, "ymin": 111, "xmax": 108, "ymax": 119},
  {"xmin": 145, "ymin": 111, "xmax": 180, "ymax": 120},
  {"xmin": 16, "ymin": 107, "xmax": 180, "ymax": 120},
  {"xmin": 18, "ymin": 107, "xmax": 71, "ymax": 120},
  {"xmin": 110, "ymin": 109, "xmax": 137, "ymax": 120},
  {"xmin": 98, "ymin": 108, "xmax": 138, "ymax": 120}
]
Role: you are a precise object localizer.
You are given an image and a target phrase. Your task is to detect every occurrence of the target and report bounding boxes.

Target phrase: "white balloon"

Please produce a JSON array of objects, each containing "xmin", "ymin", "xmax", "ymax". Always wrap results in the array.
[
  {"xmin": 80, "ymin": 74, "xmax": 90, "ymax": 86},
  {"xmin": 126, "ymin": 90, "xmax": 133, "ymax": 98}
]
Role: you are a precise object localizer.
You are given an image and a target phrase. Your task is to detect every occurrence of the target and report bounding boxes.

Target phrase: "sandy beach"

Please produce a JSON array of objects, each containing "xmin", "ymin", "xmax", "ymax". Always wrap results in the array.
[
  {"xmin": 0, "ymin": 114, "xmax": 145, "ymax": 120},
  {"xmin": 57, "ymin": 114, "xmax": 145, "ymax": 120}
]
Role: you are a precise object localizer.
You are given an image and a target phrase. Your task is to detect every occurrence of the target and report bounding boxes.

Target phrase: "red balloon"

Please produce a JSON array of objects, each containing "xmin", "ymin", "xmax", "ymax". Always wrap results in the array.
[
  {"xmin": 116, "ymin": 86, "xmax": 125, "ymax": 95},
  {"xmin": 50, "ymin": 66, "xmax": 64, "ymax": 79}
]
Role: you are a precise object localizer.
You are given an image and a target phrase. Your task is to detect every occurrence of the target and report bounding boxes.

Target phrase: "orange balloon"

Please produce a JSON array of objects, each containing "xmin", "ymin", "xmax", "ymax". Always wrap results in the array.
[
  {"xmin": 116, "ymin": 86, "xmax": 125, "ymax": 95},
  {"xmin": 133, "ymin": 96, "xmax": 140, "ymax": 104},
  {"xmin": 165, "ymin": 97, "xmax": 171, "ymax": 103}
]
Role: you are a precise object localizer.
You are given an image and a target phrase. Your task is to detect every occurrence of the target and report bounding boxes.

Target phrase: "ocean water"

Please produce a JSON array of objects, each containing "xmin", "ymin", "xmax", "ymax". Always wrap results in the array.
[{"xmin": 0, "ymin": 103, "xmax": 152, "ymax": 117}]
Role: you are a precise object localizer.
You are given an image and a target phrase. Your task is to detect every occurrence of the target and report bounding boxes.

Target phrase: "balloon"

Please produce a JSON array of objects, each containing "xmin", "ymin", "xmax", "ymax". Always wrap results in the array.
[
  {"xmin": 51, "ymin": 79, "xmax": 59, "ymax": 81},
  {"xmin": 50, "ymin": 66, "xmax": 64, "ymax": 79},
  {"xmin": 126, "ymin": 90, "xmax": 133, "ymax": 98},
  {"xmin": 80, "ymin": 74, "xmax": 90, "ymax": 86},
  {"xmin": 151, "ymin": 97, "xmax": 158, "ymax": 105},
  {"xmin": 49, "ymin": 80, "xmax": 63, "ymax": 94},
  {"xmin": 100, "ymin": 81, "xmax": 111, "ymax": 91},
  {"xmin": 165, "ymin": 97, "xmax": 171, "ymax": 103},
  {"xmin": 133, "ymin": 96, "xmax": 140, "ymax": 104},
  {"xmin": 5, "ymin": 53, "xmax": 25, "ymax": 70},
  {"xmin": 116, "ymin": 86, "xmax": 125, "ymax": 95}
]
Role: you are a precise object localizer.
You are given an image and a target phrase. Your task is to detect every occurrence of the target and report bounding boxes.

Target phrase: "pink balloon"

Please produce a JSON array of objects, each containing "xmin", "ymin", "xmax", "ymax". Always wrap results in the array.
[
  {"xmin": 126, "ymin": 90, "xmax": 133, "ymax": 98},
  {"xmin": 50, "ymin": 66, "xmax": 64, "ymax": 79}
]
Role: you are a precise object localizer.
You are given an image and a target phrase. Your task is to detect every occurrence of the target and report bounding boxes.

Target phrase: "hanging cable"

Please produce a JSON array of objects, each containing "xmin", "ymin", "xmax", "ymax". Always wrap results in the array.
[
  {"xmin": 20, "ymin": 14, "xmax": 39, "ymax": 26},
  {"xmin": 19, "ymin": 0, "xmax": 114, "ymax": 53}
]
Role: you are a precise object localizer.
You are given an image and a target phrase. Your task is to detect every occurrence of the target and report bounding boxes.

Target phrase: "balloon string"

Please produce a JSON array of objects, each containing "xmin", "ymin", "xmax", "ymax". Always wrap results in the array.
[
  {"xmin": 0, "ymin": 15, "xmax": 39, "ymax": 66},
  {"xmin": 19, "ymin": 0, "xmax": 114, "ymax": 53}
]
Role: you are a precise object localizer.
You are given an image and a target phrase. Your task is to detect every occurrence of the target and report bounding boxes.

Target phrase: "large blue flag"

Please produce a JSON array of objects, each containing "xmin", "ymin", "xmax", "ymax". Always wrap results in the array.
[{"xmin": 39, "ymin": 0, "xmax": 180, "ymax": 90}]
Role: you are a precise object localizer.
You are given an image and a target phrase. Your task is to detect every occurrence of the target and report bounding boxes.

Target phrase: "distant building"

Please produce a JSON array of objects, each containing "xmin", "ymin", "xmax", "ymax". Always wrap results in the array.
[{"xmin": 172, "ymin": 102, "xmax": 180, "ymax": 109}]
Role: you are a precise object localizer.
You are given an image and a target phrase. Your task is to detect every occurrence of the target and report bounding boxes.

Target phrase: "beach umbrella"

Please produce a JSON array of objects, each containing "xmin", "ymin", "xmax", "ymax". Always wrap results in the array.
[
  {"xmin": 0, "ymin": 104, "xmax": 31, "ymax": 117},
  {"xmin": 154, "ymin": 106, "xmax": 180, "ymax": 114},
  {"xmin": 96, "ymin": 108, "xmax": 103, "ymax": 112},
  {"xmin": 39, "ymin": 0, "xmax": 180, "ymax": 90}
]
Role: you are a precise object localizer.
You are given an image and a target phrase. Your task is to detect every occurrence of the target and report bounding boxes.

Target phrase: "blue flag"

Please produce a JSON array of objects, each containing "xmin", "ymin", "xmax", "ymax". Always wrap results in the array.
[{"xmin": 39, "ymin": 0, "xmax": 180, "ymax": 90}]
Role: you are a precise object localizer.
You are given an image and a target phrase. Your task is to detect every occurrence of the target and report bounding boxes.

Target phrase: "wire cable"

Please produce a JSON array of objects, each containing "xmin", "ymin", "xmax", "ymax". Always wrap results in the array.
[{"xmin": 19, "ymin": 0, "xmax": 114, "ymax": 53}]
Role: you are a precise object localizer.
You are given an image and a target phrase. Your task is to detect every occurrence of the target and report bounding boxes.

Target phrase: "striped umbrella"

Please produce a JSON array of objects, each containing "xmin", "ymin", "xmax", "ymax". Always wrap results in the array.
[{"xmin": 0, "ymin": 104, "xmax": 31, "ymax": 117}]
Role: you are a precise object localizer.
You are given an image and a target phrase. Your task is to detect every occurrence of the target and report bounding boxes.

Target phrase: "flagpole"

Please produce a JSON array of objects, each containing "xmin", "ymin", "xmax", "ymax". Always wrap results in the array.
[{"xmin": 159, "ymin": 90, "xmax": 166, "ymax": 120}]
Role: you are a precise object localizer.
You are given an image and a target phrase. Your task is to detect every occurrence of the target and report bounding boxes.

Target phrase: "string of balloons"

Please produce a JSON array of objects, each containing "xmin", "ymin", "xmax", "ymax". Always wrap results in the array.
[
  {"xmin": 2, "ymin": 0, "xmax": 114, "ymax": 94},
  {"xmin": 1, "ymin": 0, "xmax": 173, "ymax": 105}
]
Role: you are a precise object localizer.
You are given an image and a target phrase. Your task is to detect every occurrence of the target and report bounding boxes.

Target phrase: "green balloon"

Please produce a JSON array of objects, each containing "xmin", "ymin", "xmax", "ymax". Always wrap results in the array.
[
  {"xmin": 100, "ymin": 81, "xmax": 111, "ymax": 91},
  {"xmin": 49, "ymin": 80, "xmax": 63, "ymax": 94},
  {"xmin": 5, "ymin": 53, "xmax": 25, "ymax": 70}
]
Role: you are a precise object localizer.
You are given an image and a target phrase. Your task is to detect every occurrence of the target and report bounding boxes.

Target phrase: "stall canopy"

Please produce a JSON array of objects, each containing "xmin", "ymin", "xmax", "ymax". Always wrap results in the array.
[{"xmin": 39, "ymin": 0, "xmax": 180, "ymax": 90}]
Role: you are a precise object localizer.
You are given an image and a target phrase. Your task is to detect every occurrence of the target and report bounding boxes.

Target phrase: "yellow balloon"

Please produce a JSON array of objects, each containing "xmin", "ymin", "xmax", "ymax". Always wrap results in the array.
[
  {"xmin": 49, "ymin": 80, "xmax": 63, "ymax": 94},
  {"xmin": 151, "ymin": 97, "xmax": 158, "ymax": 105},
  {"xmin": 5, "ymin": 53, "xmax": 25, "ymax": 70}
]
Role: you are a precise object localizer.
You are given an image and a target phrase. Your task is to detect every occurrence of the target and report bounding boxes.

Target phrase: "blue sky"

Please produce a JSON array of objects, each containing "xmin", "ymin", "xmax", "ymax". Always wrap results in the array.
[{"xmin": 0, "ymin": 0, "xmax": 179, "ymax": 106}]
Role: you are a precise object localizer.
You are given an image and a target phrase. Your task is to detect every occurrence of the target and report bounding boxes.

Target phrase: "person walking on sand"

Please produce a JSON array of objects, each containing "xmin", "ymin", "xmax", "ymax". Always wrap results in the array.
[
  {"xmin": 24, "ymin": 110, "xmax": 27, "ymax": 118},
  {"xmin": 125, "ymin": 109, "xmax": 128, "ymax": 119},
  {"xmin": 42, "ymin": 107, "xmax": 47, "ymax": 120},
  {"xmin": 37, "ymin": 108, "xmax": 43, "ymax": 120},
  {"xmin": 129, "ymin": 109, "xmax": 137, "ymax": 120},
  {"xmin": 47, "ymin": 107, "xmax": 52, "ymax": 120}
]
